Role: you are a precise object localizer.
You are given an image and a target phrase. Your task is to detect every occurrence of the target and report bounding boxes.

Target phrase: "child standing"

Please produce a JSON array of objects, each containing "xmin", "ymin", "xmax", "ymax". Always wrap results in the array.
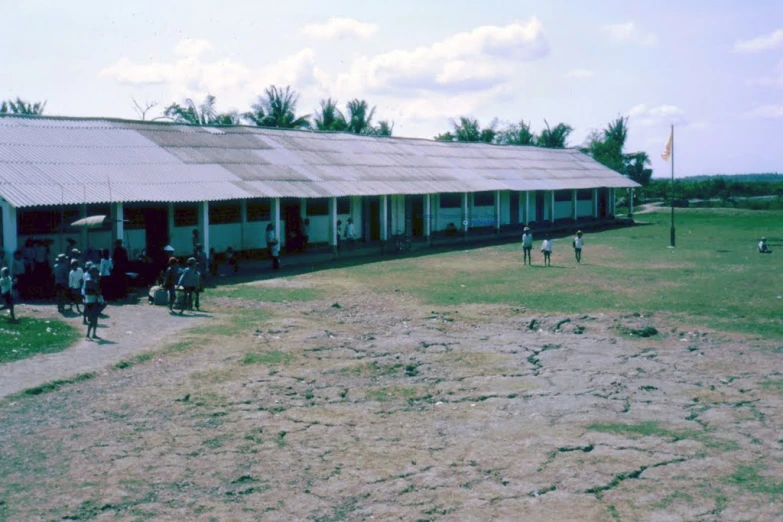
[
  {"xmin": 226, "ymin": 247, "xmax": 239, "ymax": 274},
  {"xmin": 177, "ymin": 257, "xmax": 199, "ymax": 314},
  {"xmin": 0, "ymin": 267, "xmax": 16, "ymax": 322},
  {"xmin": 68, "ymin": 259, "xmax": 84, "ymax": 309},
  {"xmin": 521, "ymin": 227, "xmax": 533, "ymax": 265},
  {"xmin": 541, "ymin": 236, "xmax": 553, "ymax": 267},
  {"xmin": 572, "ymin": 230, "xmax": 584, "ymax": 264},
  {"xmin": 163, "ymin": 257, "xmax": 180, "ymax": 313},
  {"xmin": 271, "ymin": 239, "xmax": 281, "ymax": 270},
  {"xmin": 83, "ymin": 266, "xmax": 102, "ymax": 339}
]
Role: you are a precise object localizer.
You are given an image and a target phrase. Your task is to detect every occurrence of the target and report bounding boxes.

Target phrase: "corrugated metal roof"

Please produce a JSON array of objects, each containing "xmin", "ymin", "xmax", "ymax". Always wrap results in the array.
[{"xmin": 0, "ymin": 115, "xmax": 639, "ymax": 208}]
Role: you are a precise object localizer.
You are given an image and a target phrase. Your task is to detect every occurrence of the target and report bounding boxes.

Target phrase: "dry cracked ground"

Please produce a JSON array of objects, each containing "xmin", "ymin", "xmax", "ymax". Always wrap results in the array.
[{"xmin": 1, "ymin": 279, "xmax": 783, "ymax": 521}]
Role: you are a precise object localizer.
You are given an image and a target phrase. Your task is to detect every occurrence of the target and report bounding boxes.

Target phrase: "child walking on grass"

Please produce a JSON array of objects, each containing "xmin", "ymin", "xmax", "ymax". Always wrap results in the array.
[
  {"xmin": 572, "ymin": 230, "xmax": 584, "ymax": 264},
  {"xmin": 541, "ymin": 236, "xmax": 553, "ymax": 267},
  {"xmin": 521, "ymin": 226, "xmax": 533, "ymax": 265}
]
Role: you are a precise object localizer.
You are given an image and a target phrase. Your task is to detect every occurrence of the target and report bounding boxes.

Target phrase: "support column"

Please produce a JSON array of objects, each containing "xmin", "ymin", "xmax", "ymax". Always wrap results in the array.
[
  {"xmin": 462, "ymin": 192, "xmax": 469, "ymax": 240},
  {"xmin": 198, "ymin": 201, "xmax": 210, "ymax": 254},
  {"xmin": 112, "ymin": 202, "xmax": 124, "ymax": 244},
  {"xmin": 424, "ymin": 194, "xmax": 432, "ymax": 245},
  {"xmin": 593, "ymin": 188, "xmax": 599, "ymax": 219},
  {"xmin": 550, "ymin": 191, "xmax": 555, "ymax": 224},
  {"xmin": 494, "ymin": 190, "xmax": 501, "ymax": 234},
  {"xmin": 271, "ymin": 198, "xmax": 281, "ymax": 249},
  {"xmin": 299, "ymin": 198, "xmax": 307, "ymax": 224},
  {"xmin": 525, "ymin": 191, "xmax": 530, "ymax": 225},
  {"xmin": 572, "ymin": 189, "xmax": 578, "ymax": 222},
  {"xmin": 328, "ymin": 197, "xmax": 337, "ymax": 257},
  {"xmin": 380, "ymin": 195, "xmax": 388, "ymax": 244},
  {"xmin": 1, "ymin": 200, "xmax": 18, "ymax": 256},
  {"xmin": 239, "ymin": 199, "xmax": 248, "ymax": 251},
  {"xmin": 629, "ymin": 189, "xmax": 634, "ymax": 219}
]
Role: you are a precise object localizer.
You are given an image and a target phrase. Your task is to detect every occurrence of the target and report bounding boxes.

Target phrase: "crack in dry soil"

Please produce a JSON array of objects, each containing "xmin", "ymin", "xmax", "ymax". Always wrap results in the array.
[{"xmin": 1, "ymin": 291, "xmax": 783, "ymax": 520}]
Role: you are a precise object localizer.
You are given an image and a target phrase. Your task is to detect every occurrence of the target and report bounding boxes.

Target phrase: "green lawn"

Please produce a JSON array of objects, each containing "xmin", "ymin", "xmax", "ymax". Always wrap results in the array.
[
  {"xmin": 327, "ymin": 208, "xmax": 782, "ymax": 336},
  {"xmin": 0, "ymin": 317, "xmax": 82, "ymax": 364}
]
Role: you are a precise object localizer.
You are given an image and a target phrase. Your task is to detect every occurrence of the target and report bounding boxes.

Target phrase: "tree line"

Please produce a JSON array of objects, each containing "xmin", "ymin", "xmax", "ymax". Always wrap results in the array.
[
  {"xmin": 1, "ymin": 89, "xmax": 653, "ymax": 184},
  {"xmin": 646, "ymin": 177, "xmax": 783, "ymax": 201}
]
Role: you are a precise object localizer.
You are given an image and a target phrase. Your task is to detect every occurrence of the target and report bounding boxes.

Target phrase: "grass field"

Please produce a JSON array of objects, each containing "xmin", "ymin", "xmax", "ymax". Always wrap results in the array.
[
  {"xmin": 0, "ymin": 316, "xmax": 81, "ymax": 363},
  {"xmin": 0, "ymin": 208, "xmax": 781, "ymax": 521},
  {"xmin": 334, "ymin": 208, "xmax": 783, "ymax": 336}
]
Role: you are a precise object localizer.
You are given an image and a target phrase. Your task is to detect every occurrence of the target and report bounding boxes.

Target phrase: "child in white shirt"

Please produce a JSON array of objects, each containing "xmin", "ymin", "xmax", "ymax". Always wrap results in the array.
[
  {"xmin": 0, "ymin": 267, "xmax": 16, "ymax": 322},
  {"xmin": 572, "ymin": 230, "xmax": 584, "ymax": 263},
  {"xmin": 541, "ymin": 237, "xmax": 553, "ymax": 267}
]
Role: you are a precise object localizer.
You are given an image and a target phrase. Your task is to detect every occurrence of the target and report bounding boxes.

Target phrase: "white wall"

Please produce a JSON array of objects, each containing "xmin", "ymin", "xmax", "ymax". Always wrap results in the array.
[{"xmin": 470, "ymin": 205, "xmax": 495, "ymax": 228}]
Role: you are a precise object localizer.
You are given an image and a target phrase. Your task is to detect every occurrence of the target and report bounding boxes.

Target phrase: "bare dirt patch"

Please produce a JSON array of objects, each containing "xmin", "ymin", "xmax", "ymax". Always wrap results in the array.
[{"xmin": 1, "ymin": 288, "xmax": 782, "ymax": 521}]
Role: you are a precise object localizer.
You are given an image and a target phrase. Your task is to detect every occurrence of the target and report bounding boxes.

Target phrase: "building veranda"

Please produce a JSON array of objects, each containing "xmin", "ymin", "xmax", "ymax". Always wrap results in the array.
[{"xmin": 0, "ymin": 115, "xmax": 639, "ymax": 273}]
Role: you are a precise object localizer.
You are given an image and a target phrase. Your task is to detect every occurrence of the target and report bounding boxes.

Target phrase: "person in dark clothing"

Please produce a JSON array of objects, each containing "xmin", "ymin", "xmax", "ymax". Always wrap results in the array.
[
  {"xmin": 112, "ymin": 239, "xmax": 129, "ymax": 298},
  {"xmin": 83, "ymin": 265, "xmax": 102, "ymax": 339},
  {"xmin": 163, "ymin": 257, "xmax": 180, "ymax": 313}
]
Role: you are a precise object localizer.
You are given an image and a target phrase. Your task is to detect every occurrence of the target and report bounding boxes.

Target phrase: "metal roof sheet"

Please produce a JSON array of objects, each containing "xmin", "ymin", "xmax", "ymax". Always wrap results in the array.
[{"xmin": 0, "ymin": 115, "xmax": 639, "ymax": 208}]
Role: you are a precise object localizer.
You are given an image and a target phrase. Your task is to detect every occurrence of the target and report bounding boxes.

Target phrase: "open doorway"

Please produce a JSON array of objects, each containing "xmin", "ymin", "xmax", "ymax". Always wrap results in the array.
[
  {"xmin": 282, "ymin": 199, "xmax": 304, "ymax": 252},
  {"xmin": 509, "ymin": 192, "xmax": 519, "ymax": 225},
  {"xmin": 364, "ymin": 196, "xmax": 381, "ymax": 241},
  {"xmin": 535, "ymin": 192, "xmax": 545, "ymax": 223},
  {"xmin": 598, "ymin": 189, "xmax": 608, "ymax": 218},
  {"xmin": 407, "ymin": 195, "xmax": 424, "ymax": 237}
]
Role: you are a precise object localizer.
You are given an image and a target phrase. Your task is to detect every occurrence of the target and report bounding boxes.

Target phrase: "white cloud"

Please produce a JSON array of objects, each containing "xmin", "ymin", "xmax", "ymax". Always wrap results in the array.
[
  {"xmin": 302, "ymin": 17, "xmax": 377, "ymax": 40},
  {"xmin": 601, "ymin": 22, "xmax": 657, "ymax": 46},
  {"xmin": 565, "ymin": 68, "xmax": 594, "ymax": 80},
  {"xmin": 747, "ymin": 59, "xmax": 783, "ymax": 87},
  {"xmin": 746, "ymin": 104, "xmax": 783, "ymax": 119},
  {"xmin": 734, "ymin": 29, "xmax": 783, "ymax": 53},
  {"xmin": 174, "ymin": 38, "xmax": 212, "ymax": 58},
  {"xmin": 330, "ymin": 18, "xmax": 548, "ymax": 97},
  {"xmin": 627, "ymin": 104, "xmax": 687, "ymax": 126},
  {"xmin": 99, "ymin": 41, "xmax": 323, "ymax": 110}
]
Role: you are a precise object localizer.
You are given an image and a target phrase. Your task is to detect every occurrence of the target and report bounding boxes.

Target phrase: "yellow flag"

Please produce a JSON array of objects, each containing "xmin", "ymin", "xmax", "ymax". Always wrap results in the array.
[{"xmin": 661, "ymin": 128, "xmax": 673, "ymax": 161}]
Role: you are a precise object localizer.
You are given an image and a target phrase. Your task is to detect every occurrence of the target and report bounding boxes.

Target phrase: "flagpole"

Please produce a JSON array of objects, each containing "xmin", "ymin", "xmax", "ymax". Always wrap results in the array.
[{"xmin": 669, "ymin": 124, "xmax": 676, "ymax": 247}]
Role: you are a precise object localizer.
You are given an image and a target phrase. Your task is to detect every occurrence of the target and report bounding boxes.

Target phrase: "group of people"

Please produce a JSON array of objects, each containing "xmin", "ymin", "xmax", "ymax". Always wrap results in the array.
[
  {"xmin": 159, "ymin": 242, "xmax": 208, "ymax": 314},
  {"xmin": 521, "ymin": 227, "xmax": 585, "ymax": 267}
]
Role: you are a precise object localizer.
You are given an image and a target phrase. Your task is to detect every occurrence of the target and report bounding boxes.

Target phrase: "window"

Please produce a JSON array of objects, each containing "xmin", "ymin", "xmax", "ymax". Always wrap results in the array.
[
  {"xmin": 439, "ymin": 193, "xmax": 462, "ymax": 209},
  {"xmin": 577, "ymin": 189, "xmax": 593, "ymax": 201},
  {"xmin": 174, "ymin": 204, "xmax": 198, "ymax": 227},
  {"xmin": 209, "ymin": 202, "xmax": 241, "ymax": 224},
  {"xmin": 472, "ymin": 191, "xmax": 494, "ymax": 206},
  {"xmin": 337, "ymin": 197, "xmax": 351, "ymax": 214},
  {"xmin": 307, "ymin": 198, "xmax": 329, "ymax": 216},
  {"xmin": 123, "ymin": 207, "xmax": 145, "ymax": 230},
  {"xmin": 554, "ymin": 190, "xmax": 572, "ymax": 202},
  {"xmin": 247, "ymin": 200, "xmax": 270, "ymax": 222},
  {"xmin": 19, "ymin": 209, "xmax": 60, "ymax": 235}
]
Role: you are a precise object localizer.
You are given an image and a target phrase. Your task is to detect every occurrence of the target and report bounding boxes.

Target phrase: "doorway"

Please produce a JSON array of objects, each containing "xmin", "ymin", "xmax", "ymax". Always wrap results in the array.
[
  {"xmin": 281, "ymin": 199, "xmax": 303, "ymax": 252},
  {"xmin": 365, "ymin": 197, "xmax": 381, "ymax": 241},
  {"xmin": 509, "ymin": 192, "xmax": 519, "ymax": 225},
  {"xmin": 408, "ymin": 195, "xmax": 424, "ymax": 237},
  {"xmin": 598, "ymin": 189, "xmax": 608, "ymax": 218},
  {"xmin": 535, "ymin": 192, "xmax": 545, "ymax": 223},
  {"xmin": 144, "ymin": 207, "xmax": 168, "ymax": 258}
]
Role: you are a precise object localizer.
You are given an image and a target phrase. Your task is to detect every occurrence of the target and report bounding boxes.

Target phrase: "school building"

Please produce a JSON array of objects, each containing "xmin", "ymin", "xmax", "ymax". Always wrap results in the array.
[{"xmin": 0, "ymin": 114, "xmax": 639, "ymax": 263}]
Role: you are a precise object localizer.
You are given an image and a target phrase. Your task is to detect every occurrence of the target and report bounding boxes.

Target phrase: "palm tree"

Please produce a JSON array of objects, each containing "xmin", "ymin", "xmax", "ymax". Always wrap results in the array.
[
  {"xmin": 449, "ymin": 117, "xmax": 497, "ymax": 143},
  {"xmin": 245, "ymin": 86, "xmax": 311, "ymax": 129},
  {"xmin": 603, "ymin": 116, "xmax": 628, "ymax": 149},
  {"xmin": 537, "ymin": 120, "xmax": 573, "ymax": 148},
  {"xmin": 625, "ymin": 151, "xmax": 653, "ymax": 185},
  {"xmin": 372, "ymin": 120, "xmax": 394, "ymax": 137},
  {"xmin": 345, "ymin": 99, "xmax": 376, "ymax": 134},
  {"xmin": 434, "ymin": 131, "xmax": 456, "ymax": 142},
  {"xmin": 1, "ymin": 97, "xmax": 46, "ymax": 115},
  {"xmin": 313, "ymin": 98, "xmax": 347, "ymax": 132},
  {"xmin": 163, "ymin": 95, "xmax": 218, "ymax": 125},
  {"xmin": 497, "ymin": 120, "xmax": 536, "ymax": 146}
]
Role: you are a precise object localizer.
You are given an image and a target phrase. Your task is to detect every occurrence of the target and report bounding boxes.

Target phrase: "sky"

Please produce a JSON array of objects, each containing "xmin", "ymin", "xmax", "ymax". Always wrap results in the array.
[{"xmin": 1, "ymin": 0, "xmax": 782, "ymax": 178}]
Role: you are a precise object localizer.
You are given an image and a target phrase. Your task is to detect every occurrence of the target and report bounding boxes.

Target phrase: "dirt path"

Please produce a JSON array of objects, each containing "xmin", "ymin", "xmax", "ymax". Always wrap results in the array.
[
  {"xmin": 635, "ymin": 201, "xmax": 664, "ymax": 214},
  {"xmin": 0, "ymin": 301, "xmax": 211, "ymax": 398}
]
